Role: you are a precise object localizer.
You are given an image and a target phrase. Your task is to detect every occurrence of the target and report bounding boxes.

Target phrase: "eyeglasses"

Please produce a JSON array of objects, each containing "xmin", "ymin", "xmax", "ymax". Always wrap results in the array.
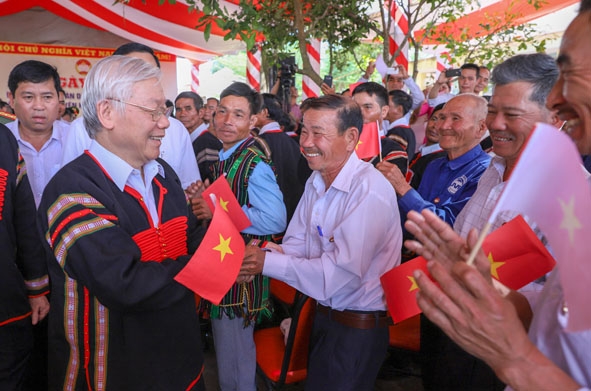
[{"xmin": 108, "ymin": 98, "xmax": 172, "ymax": 122}]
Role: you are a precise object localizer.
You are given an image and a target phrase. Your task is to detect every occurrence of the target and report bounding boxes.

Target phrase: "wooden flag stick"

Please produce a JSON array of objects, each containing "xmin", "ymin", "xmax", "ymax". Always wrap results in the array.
[
  {"xmin": 466, "ymin": 221, "xmax": 492, "ymax": 266},
  {"xmin": 377, "ymin": 120, "xmax": 383, "ymax": 162}
]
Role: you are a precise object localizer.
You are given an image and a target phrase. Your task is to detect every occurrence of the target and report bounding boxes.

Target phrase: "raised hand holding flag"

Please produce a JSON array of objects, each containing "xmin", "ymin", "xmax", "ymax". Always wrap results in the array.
[
  {"xmin": 382, "ymin": 215, "xmax": 556, "ymax": 323},
  {"xmin": 482, "ymin": 123, "xmax": 591, "ymax": 331},
  {"xmin": 174, "ymin": 198, "xmax": 245, "ymax": 305}
]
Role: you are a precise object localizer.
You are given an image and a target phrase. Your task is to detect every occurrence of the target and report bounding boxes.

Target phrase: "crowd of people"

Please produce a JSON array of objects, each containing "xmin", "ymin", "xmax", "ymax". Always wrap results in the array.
[{"xmin": 2, "ymin": 1, "xmax": 591, "ymax": 389}]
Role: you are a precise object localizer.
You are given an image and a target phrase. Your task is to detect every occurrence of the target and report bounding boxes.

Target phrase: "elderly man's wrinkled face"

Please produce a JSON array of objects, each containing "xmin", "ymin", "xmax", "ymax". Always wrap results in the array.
[
  {"xmin": 175, "ymin": 98, "xmax": 203, "ymax": 133},
  {"xmin": 437, "ymin": 96, "xmax": 485, "ymax": 159},
  {"xmin": 300, "ymin": 108, "xmax": 356, "ymax": 185},
  {"xmin": 110, "ymin": 78, "xmax": 169, "ymax": 169},
  {"xmin": 487, "ymin": 82, "xmax": 553, "ymax": 166},
  {"xmin": 547, "ymin": 13, "xmax": 591, "ymax": 155}
]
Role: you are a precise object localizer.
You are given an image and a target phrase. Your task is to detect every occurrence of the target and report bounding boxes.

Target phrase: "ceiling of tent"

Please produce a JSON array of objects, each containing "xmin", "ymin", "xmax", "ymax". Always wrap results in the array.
[
  {"xmin": 0, "ymin": 0, "xmax": 578, "ymax": 61},
  {"xmin": 0, "ymin": 0, "xmax": 245, "ymax": 61}
]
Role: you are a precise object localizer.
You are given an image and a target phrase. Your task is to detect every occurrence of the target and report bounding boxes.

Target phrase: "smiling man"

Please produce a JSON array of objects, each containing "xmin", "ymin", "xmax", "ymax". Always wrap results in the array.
[
  {"xmin": 419, "ymin": 53, "xmax": 561, "ymax": 391},
  {"xmin": 240, "ymin": 95, "xmax": 401, "ymax": 390},
  {"xmin": 61, "ymin": 43, "xmax": 201, "ymax": 191},
  {"xmin": 377, "ymin": 94, "xmax": 491, "ymax": 227},
  {"xmin": 38, "ymin": 56, "xmax": 207, "ymax": 391},
  {"xmin": 191, "ymin": 82, "xmax": 286, "ymax": 391},
  {"xmin": 403, "ymin": 2, "xmax": 591, "ymax": 389}
]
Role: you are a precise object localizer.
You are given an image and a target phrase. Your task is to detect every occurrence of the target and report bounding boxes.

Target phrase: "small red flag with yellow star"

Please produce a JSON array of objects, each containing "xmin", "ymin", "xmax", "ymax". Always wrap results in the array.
[
  {"xmin": 382, "ymin": 216, "xmax": 555, "ymax": 323},
  {"xmin": 380, "ymin": 257, "xmax": 429, "ymax": 324},
  {"xmin": 355, "ymin": 121, "xmax": 381, "ymax": 160},
  {"xmin": 202, "ymin": 175, "xmax": 251, "ymax": 232},
  {"xmin": 174, "ymin": 198, "xmax": 245, "ymax": 304},
  {"xmin": 480, "ymin": 215, "xmax": 555, "ymax": 290}
]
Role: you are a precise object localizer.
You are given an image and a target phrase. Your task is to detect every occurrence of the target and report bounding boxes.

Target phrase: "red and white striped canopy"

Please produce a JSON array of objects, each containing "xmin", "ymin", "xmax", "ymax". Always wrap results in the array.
[{"xmin": 0, "ymin": 0, "xmax": 245, "ymax": 61}]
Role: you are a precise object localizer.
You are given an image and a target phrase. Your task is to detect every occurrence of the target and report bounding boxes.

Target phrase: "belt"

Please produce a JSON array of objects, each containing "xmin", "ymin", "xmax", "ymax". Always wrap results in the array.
[{"xmin": 317, "ymin": 304, "xmax": 391, "ymax": 330}]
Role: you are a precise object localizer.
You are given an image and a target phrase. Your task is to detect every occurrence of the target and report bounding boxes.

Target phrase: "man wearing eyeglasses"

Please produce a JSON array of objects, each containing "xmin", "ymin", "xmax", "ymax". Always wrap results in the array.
[
  {"xmin": 37, "ymin": 55, "xmax": 207, "ymax": 390},
  {"xmin": 61, "ymin": 43, "xmax": 201, "ymax": 191}
]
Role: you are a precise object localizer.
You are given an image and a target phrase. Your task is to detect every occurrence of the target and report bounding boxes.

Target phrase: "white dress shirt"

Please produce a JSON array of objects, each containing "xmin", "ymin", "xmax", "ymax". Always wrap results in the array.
[
  {"xmin": 263, "ymin": 153, "xmax": 402, "ymax": 311},
  {"xmin": 7, "ymin": 119, "xmax": 69, "ymax": 207}
]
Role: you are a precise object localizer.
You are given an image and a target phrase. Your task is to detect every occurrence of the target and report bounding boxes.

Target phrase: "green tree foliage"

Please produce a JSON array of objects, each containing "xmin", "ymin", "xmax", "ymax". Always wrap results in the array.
[
  {"xmin": 372, "ymin": 0, "xmax": 546, "ymax": 76},
  {"xmin": 184, "ymin": 0, "xmax": 376, "ymax": 87},
  {"xmin": 432, "ymin": 0, "xmax": 547, "ymax": 69}
]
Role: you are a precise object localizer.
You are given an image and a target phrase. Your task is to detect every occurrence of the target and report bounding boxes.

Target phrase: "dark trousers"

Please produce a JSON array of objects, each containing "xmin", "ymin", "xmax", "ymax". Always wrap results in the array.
[
  {"xmin": 23, "ymin": 317, "xmax": 48, "ymax": 391},
  {"xmin": 0, "ymin": 318, "xmax": 34, "ymax": 391},
  {"xmin": 305, "ymin": 311, "xmax": 388, "ymax": 391},
  {"xmin": 420, "ymin": 315, "xmax": 505, "ymax": 391}
]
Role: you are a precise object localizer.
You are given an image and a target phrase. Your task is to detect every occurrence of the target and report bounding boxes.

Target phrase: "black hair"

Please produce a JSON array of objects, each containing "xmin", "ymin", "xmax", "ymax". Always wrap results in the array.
[
  {"xmin": 261, "ymin": 93, "xmax": 284, "ymax": 122},
  {"xmin": 300, "ymin": 94, "xmax": 363, "ymax": 135},
  {"xmin": 351, "ymin": 81, "xmax": 389, "ymax": 108},
  {"xmin": 219, "ymin": 82, "xmax": 263, "ymax": 115},
  {"xmin": 388, "ymin": 90, "xmax": 413, "ymax": 116},
  {"xmin": 8, "ymin": 60, "xmax": 61, "ymax": 96},
  {"xmin": 461, "ymin": 63, "xmax": 480, "ymax": 78},
  {"xmin": 113, "ymin": 42, "xmax": 161, "ymax": 69}
]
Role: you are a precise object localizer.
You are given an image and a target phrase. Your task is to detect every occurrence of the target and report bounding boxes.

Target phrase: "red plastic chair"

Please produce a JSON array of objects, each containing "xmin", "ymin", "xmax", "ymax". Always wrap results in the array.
[
  {"xmin": 389, "ymin": 314, "xmax": 420, "ymax": 352},
  {"xmin": 254, "ymin": 291, "xmax": 315, "ymax": 390}
]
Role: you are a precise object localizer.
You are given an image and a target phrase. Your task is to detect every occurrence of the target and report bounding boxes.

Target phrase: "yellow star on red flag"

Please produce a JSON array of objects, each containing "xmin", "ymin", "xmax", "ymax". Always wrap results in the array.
[
  {"xmin": 219, "ymin": 197, "xmax": 229, "ymax": 212},
  {"xmin": 356, "ymin": 140, "xmax": 363, "ymax": 150},
  {"xmin": 213, "ymin": 233, "xmax": 234, "ymax": 262},
  {"xmin": 488, "ymin": 252, "xmax": 505, "ymax": 279},
  {"xmin": 407, "ymin": 275, "xmax": 418, "ymax": 292}
]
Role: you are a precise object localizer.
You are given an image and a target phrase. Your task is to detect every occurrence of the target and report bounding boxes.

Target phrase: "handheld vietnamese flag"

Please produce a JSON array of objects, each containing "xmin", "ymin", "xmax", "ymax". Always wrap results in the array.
[
  {"xmin": 480, "ymin": 215, "xmax": 555, "ymax": 291},
  {"xmin": 485, "ymin": 122, "xmax": 591, "ymax": 332},
  {"xmin": 381, "ymin": 256, "xmax": 428, "ymax": 324},
  {"xmin": 202, "ymin": 175, "xmax": 251, "ymax": 232},
  {"xmin": 356, "ymin": 121, "xmax": 381, "ymax": 160},
  {"xmin": 174, "ymin": 198, "xmax": 245, "ymax": 305},
  {"xmin": 382, "ymin": 216, "xmax": 556, "ymax": 323}
]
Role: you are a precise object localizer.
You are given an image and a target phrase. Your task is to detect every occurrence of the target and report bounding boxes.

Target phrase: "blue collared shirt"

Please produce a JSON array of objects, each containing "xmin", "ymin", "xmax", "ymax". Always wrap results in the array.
[
  {"xmin": 219, "ymin": 138, "xmax": 286, "ymax": 235},
  {"xmin": 89, "ymin": 141, "xmax": 164, "ymax": 226},
  {"xmin": 398, "ymin": 144, "xmax": 491, "ymax": 226}
]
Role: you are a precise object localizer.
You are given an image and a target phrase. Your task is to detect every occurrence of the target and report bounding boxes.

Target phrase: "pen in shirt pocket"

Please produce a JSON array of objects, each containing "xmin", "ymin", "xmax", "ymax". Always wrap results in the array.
[{"xmin": 317, "ymin": 225, "xmax": 323, "ymax": 237}]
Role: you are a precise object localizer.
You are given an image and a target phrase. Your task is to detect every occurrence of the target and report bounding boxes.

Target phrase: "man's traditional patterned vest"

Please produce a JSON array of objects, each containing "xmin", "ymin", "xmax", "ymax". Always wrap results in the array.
[{"xmin": 209, "ymin": 137, "xmax": 274, "ymax": 325}]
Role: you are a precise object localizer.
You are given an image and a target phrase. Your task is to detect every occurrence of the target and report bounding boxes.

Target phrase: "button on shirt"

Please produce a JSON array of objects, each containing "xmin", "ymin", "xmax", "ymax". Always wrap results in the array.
[
  {"xmin": 263, "ymin": 153, "xmax": 402, "ymax": 311},
  {"xmin": 7, "ymin": 119, "xmax": 69, "ymax": 207}
]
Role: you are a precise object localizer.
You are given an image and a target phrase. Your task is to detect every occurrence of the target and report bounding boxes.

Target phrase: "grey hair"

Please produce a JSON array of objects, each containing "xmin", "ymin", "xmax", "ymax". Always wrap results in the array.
[
  {"xmin": 82, "ymin": 55, "xmax": 162, "ymax": 138},
  {"xmin": 490, "ymin": 53, "xmax": 558, "ymax": 107}
]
